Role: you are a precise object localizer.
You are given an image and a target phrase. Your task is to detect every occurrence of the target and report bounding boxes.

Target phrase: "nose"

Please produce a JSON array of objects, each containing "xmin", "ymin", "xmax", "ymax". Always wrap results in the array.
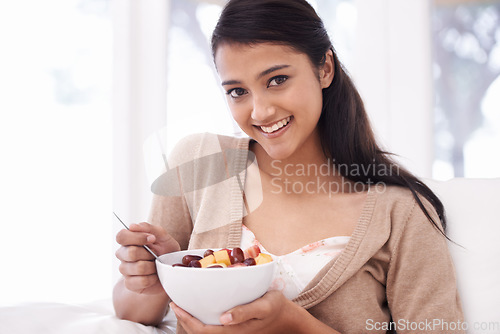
[{"xmin": 251, "ymin": 94, "xmax": 276, "ymax": 123}]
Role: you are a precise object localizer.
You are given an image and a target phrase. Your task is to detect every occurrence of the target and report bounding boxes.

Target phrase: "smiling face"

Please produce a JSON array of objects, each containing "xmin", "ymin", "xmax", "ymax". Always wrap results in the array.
[{"xmin": 215, "ymin": 42, "xmax": 334, "ymax": 162}]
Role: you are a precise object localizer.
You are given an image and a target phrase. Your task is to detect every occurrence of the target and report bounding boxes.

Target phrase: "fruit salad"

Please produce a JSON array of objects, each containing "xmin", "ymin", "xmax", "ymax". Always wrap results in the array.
[{"xmin": 172, "ymin": 246, "xmax": 273, "ymax": 268}]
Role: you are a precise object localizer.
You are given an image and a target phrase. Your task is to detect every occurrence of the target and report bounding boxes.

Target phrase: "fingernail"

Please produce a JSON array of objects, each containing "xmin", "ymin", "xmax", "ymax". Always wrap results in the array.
[
  {"xmin": 220, "ymin": 312, "xmax": 232, "ymax": 325},
  {"xmin": 170, "ymin": 303, "xmax": 179, "ymax": 316},
  {"xmin": 146, "ymin": 235, "xmax": 155, "ymax": 243}
]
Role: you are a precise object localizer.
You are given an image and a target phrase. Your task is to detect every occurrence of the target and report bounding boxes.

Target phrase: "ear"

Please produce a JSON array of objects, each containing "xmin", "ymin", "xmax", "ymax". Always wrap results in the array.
[{"xmin": 319, "ymin": 49, "xmax": 335, "ymax": 89}]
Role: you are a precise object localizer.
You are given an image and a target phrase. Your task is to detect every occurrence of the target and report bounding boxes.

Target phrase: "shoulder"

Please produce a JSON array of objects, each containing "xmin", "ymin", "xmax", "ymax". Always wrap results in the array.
[
  {"xmin": 371, "ymin": 184, "xmax": 444, "ymax": 240},
  {"xmin": 173, "ymin": 132, "xmax": 248, "ymax": 150},
  {"xmin": 166, "ymin": 133, "xmax": 252, "ymax": 191},
  {"xmin": 372, "ymin": 184, "xmax": 416, "ymax": 221},
  {"xmin": 168, "ymin": 132, "xmax": 250, "ymax": 167},
  {"xmin": 373, "ymin": 184, "xmax": 439, "ymax": 220}
]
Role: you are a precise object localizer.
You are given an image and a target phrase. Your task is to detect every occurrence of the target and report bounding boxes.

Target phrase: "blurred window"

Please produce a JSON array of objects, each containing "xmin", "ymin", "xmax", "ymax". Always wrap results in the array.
[
  {"xmin": 164, "ymin": 0, "xmax": 234, "ymax": 154},
  {"xmin": 0, "ymin": 0, "xmax": 112, "ymax": 304},
  {"xmin": 432, "ymin": 0, "xmax": 500, "ymax": 179}
]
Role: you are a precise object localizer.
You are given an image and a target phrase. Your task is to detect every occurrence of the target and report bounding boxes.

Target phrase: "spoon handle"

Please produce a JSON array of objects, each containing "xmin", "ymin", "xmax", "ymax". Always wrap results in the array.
[{"xmin": 113, "ymin": 212, "xmax": 163, "ymax": 263}]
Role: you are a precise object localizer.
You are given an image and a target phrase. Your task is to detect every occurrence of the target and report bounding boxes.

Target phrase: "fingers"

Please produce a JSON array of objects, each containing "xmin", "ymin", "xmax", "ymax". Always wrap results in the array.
[
  {"xmin": 131, "ymin": 223, "xmax": 181, "ymax": 253},
  {"xmin": 170, "ymin": 293, "xmax": 292, "ymax": 333},
  {"xmin": 129, "ymin": 222, "xmax": 162, "ymax": 234},
  {"xmin": 116, "ymin": 245, "xmax": 155, "ymax": 262},
  {"xmin": 116, "ymin": 222, "xmax": 181, "ymax": 255},
  {"xmin": 116, "ymin": 248, "xmax": 159, "ymax": 293},
  {"xmin": 220, "ymin": 290, "xmax": 283, "ymax": 325},
  {"xmin": 123, "ymin": 273, "xmax": 160, "ymax": 293},
  {"xmin": 220, "ymin": 303, "xmax": 267, "ymax": 325},
  {"xmin": 114, "ymin": 222, "xmax": 177, "ymax": 295},
  {"xmin": 116, "ymin": 226, "xmax": 155, "ymax": 247},
  {"xmin": 119, "ymin": 260, "xmax": 156, "ymax": 276},
  {"xmin": 170, "ymin": 303, "xmax": 220, "ymax": 334}
]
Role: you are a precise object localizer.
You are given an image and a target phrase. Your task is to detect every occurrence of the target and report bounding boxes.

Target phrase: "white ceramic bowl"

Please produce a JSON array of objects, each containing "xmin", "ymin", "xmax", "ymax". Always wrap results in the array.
[{"xmin": 156, "ymin": 249, "xmax": 275, "ymax": 325}]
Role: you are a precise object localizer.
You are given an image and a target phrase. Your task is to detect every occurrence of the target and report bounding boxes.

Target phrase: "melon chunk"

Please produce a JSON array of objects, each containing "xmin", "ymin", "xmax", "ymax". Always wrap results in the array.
[
  {"xmin": 255, "ymin": 253, "xmax": 273, "ymax": 265},
  {"xmin": 214, "ymin": 249, "xmax": 232, "ymax": 266},
  {"xmin": 198, "ymin": 254, "xmax": 216, "ymax": 268}
]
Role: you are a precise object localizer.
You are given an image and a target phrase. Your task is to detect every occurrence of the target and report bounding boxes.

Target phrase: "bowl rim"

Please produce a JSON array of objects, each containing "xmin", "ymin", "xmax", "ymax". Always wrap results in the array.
[{"xmin": 156, "ymin": 248, "xmax": 275, "ymax": 271}]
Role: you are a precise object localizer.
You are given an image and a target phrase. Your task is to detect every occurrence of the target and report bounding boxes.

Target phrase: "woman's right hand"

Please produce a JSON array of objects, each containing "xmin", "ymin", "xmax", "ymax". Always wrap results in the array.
[{"xmin": 115, "ymin": 222, "xmax": 180, "ymax": 295}]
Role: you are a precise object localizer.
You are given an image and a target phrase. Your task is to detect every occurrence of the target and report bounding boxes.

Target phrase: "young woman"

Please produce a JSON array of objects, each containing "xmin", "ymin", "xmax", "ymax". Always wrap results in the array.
[{"xmin": 113, "ymin": 1, "xmax": 465, "ymax": 333}]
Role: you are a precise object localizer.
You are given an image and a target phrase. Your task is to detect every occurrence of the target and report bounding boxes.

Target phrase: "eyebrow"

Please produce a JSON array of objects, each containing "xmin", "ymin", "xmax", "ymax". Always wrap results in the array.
[{"xmin": 221, "ymin": 64, "xmax": 291, "ymax": 86}]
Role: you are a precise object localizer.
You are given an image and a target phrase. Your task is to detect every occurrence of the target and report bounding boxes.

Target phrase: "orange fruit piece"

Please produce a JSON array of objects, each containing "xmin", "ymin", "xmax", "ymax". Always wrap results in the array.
[
  {"xmin": 199, "ymin": 254, "xmax": 216, "ymax": 268},
  {"xmin": 214, "ymin": 249, "xmax": 232, "ymax": 266},
  {"xmin": 255, "ymin": 253, "xmax": 273, "ymax": 265}
]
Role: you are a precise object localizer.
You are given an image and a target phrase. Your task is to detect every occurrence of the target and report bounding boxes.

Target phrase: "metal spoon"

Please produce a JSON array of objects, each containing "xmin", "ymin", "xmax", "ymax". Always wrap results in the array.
[{"xmin": 113, "ymin": 212, "xmax": 164, "ymax": 264}]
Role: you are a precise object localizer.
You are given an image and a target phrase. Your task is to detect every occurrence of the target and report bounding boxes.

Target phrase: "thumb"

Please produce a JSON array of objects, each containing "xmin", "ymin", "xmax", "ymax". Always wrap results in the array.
[
  {"xmin": 220, "ymin": 290, "xmax": 284, "ymax": 325},
  {"xmin": 127, "ymin": 222, "xmax": 156, "ymax": 243},
  {"xmin": 128, "ymin": 222, "xmax": 154, "ymax": 233},
  {"xmin": 130, "ymin": 222, "xmax": 180, "ymax": 254}
]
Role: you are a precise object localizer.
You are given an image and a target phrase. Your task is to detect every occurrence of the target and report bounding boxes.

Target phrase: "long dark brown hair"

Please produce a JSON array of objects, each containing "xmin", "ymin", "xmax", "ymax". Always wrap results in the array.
[{"xmin": 211, "ymin": 0, "xmax": 447, "ymax": 234}]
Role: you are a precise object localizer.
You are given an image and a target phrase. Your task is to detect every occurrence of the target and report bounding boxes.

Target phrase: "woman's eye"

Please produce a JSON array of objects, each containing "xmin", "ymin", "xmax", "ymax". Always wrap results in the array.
[
  {"xmin": 227, "ymin": 88, "xmax": 247, "ymax": 98},
  {"xmin": 268, "ymin": 75, "xmax": 288, "ymax": 87}
]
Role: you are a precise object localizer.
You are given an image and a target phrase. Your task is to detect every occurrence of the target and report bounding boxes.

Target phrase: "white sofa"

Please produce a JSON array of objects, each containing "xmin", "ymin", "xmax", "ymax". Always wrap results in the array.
[
  {"xmin": 426, "ymin": 178, "xmax": 500, "ymax": 333},
  {"xmin": 1, "ymin": 178, "xmax": 499, "ymax": 333}
]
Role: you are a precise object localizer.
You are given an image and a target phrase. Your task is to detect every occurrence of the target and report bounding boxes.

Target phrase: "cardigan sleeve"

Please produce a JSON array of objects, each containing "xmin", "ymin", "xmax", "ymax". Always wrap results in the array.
[
  {"xmin": 147, "ymin": 134, "xmax": 204, "ymax": 250},
  {"xmin": 148, "ymin": 193, "xmax": 193, "ymax": 251},
  {"xmin": 386, "ymin": 198, "xmax": 466, "ymax": 334}
]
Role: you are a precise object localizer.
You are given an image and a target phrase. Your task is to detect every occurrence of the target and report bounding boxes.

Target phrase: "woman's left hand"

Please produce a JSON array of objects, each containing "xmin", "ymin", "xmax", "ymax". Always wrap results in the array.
[{"xmin": 170, "ymin": 290, "xmax": 299, "ymax": 334}]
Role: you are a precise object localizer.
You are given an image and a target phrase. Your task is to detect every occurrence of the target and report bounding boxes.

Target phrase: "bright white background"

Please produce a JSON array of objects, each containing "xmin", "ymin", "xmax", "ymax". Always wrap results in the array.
[
  {"xmin": 0, "ymin": 0, "xmax": 498, "ymax": 306},
  {"xmin": 0, "ymin": 0, "xmax": 113, "ymax": 304}
]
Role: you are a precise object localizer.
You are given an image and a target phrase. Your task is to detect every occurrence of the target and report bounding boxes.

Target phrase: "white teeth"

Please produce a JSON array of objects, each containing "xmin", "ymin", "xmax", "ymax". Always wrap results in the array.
[{"xmin": 260, "ymin": 117, "xmax": 291, "ymax": 133}]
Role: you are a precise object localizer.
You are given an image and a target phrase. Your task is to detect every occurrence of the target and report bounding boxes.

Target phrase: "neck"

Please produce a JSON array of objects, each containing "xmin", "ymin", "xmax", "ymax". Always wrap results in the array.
[{"xmin": 253, "ymin": 131, "xmax": 338, "ymax": 183}]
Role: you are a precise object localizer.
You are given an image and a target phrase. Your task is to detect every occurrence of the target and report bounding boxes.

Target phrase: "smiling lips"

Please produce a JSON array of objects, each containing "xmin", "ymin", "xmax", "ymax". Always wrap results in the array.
[{"xmin": 259, "ymin": 116, "xmax": 291, "ymax": 134}]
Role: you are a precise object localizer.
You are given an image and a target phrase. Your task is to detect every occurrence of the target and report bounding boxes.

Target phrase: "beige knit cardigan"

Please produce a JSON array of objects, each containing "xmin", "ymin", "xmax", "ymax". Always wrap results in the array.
[{"xmin": 149, "ymin": 133, "xmax": 465, "ymax": 334}]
